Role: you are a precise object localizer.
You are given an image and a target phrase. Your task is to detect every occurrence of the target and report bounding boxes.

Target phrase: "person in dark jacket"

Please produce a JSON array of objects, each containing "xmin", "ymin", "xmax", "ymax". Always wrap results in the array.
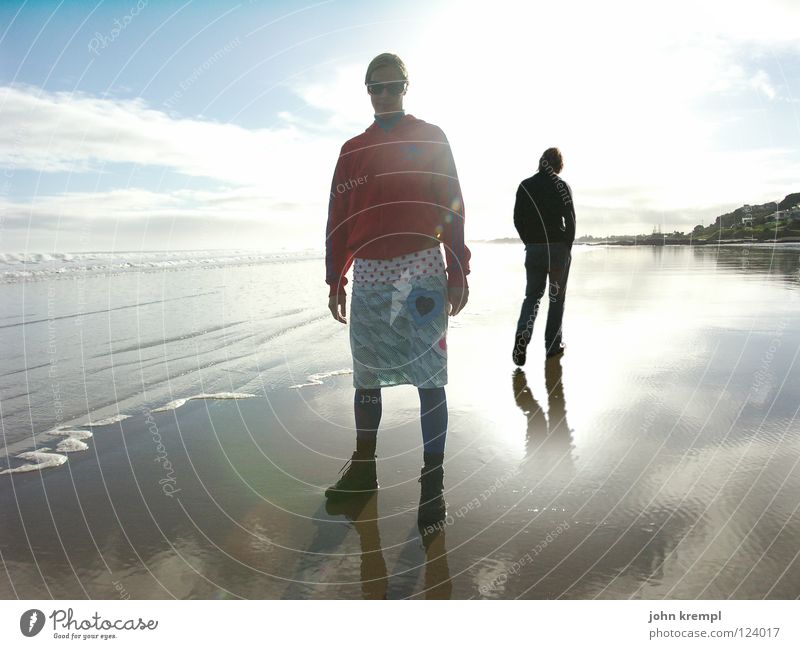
[{"xmin": 512, "ymin": 147, "xmax": 576, "ymax": 365}]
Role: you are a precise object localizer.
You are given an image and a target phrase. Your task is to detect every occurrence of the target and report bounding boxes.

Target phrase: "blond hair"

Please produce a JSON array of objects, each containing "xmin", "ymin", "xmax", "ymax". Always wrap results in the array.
[{"xmin": 365, "ymin": 53, "xmax": 408, "ymax": 84}]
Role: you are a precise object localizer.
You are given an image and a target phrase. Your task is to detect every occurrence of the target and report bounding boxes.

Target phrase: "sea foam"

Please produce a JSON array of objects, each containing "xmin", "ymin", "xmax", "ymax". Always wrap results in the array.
[
  {"xmin": 289, "ymin": 368, "xmax": 352, "ymax": 389},
  {"xmin": 56, "ymin": 438, "xmax": 90, "ymax": 453},
  {"xmin": 0, "ymin": 449, "xmax": 69, "ymax": 474},
  {"xmin": 86, "ymin": 414, "xmax": 130, "ymax": 426},
  {"xmin": 151, "ymin": 391, "xmax": 256, "ymax": 413}
]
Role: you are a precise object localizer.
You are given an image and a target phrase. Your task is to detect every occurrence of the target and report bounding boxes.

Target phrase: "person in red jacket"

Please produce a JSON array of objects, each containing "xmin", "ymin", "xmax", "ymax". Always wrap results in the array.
[{"xmin": 324, "ymin": 52, "xmax": 470, "ymax": 526}]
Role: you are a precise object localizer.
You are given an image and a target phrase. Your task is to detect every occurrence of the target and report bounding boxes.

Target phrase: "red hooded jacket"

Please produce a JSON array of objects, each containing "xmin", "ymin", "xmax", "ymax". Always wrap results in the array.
[{"xmin": 325, "ymin": 114, "xmax": 470, "ymax": 296}]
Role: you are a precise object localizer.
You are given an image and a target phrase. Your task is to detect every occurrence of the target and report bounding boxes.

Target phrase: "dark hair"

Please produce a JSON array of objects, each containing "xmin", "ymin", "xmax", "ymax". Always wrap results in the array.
[{"xmin": 538, "ymin": 147, "xmax": 563, "ymax": 174}]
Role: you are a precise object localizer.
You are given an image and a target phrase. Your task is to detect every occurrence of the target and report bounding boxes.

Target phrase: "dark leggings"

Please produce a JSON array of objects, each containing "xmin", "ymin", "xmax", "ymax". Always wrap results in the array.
[{"xmin": 354, "ymin": 387, "xmax": 447, "ymax": 455}]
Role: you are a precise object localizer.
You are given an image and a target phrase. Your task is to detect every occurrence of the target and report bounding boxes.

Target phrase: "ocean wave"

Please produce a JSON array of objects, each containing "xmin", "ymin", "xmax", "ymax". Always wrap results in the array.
[
  {"xmin": 0, "ymin": 248, "xmax": 322, "ymax": 284},
  {"xmin": 289, "ymin": 368, "xmax": 353, "ymax": 388},
  {"xmin": 151, "ymin": 391, "xmax": 257, "ymax": 413}
]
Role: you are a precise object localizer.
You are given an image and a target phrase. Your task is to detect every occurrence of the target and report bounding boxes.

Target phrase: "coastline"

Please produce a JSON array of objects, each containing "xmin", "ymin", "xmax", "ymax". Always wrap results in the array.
[{"xmin": 483, "ymin": 238, "xmax": 800, "ymax": 246}]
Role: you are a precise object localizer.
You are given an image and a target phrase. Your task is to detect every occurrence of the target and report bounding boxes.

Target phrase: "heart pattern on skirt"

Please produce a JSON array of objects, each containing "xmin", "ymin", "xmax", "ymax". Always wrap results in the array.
[{"xmin": 407, "ymin": 288, "xmax": 444, "ymax": 326}]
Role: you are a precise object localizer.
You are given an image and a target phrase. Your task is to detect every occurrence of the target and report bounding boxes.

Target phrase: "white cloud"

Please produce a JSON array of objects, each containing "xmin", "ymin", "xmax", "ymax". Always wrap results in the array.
[
  {"xmin": 748, "ymin": 70, "xmax": 777, "ymax": 100},
  {"xmin": 0, "ymin": 186, "xmax": 311, "ymax": 220},
  {"xmin": 0, "ymin": 84, "xmax": 340, "ymax": 250},
  {"xmin": 0, "ymin": 186, "xmax": 320, "ymax": 252},
  {"xmin": 0, "ymin": 83, "xmax": 342, "ymax": 193}
]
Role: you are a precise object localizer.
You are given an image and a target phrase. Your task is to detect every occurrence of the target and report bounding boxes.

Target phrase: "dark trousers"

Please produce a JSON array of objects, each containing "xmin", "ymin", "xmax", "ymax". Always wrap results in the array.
[{"xmin": 514, "ymin": 242, "xmax": 572, "ymax": 352}]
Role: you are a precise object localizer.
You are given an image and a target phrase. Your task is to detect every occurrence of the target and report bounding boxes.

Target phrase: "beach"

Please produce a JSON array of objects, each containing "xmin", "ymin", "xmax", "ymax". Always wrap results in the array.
[{"xmin": 2, "ymin": 242, "xmax": 800, "ymax": 599}]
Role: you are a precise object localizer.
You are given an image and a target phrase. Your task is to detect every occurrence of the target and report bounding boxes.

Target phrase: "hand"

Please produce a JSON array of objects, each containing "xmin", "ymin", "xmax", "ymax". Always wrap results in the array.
[
  {"xmin": 448, "ymin": 286, "xmax": 469, "ymax": 316},
  {"xmin": 328, "ymin": 293, "xmax": 347, "ymax": 323}
]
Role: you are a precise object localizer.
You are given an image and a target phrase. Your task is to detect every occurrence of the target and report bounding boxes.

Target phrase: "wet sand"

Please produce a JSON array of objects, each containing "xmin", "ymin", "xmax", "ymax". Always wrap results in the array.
[{"xmin": 2, "ymin": 244, "xmax": 799, "ymax": 599}]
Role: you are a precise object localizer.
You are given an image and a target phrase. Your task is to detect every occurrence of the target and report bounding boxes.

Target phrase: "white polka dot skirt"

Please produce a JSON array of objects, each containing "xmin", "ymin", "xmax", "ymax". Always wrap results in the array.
[
  {"xmin": 350, "ymin": 245, "xmax": 448, "ymax": 388},
  {"xmin": 352, "ymin": 245, "xmax": 446, "ymax": 286}
]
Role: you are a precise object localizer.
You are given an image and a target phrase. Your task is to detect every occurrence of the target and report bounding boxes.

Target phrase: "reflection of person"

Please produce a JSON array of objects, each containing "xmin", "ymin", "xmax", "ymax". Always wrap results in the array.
[
  {"xmin": 419, "ymin": 527, "xmax": 452, "ymax": 599},
  {"xmin": 512, "ymin": 148, "xmax": 576, "ymax": 365},
  {"xmin": 324, "ymin": 53, "xmax": 471, "ymax": 525},
  {"xmin": 326, "ymin": 493, "xmax": 453, "ymax": 599},
  {"xmin": 512, "ymin": 359, "xmax": 575, "ymax": 467},
  {"xmin": 326, "ymin": 495, "xmax": 388, "ymax": 599}
]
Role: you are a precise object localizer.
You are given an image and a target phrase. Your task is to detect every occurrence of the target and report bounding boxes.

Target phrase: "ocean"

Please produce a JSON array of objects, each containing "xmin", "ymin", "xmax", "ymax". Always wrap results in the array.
[{"xmin": 0, "ymin": 248, "xmax": 348, "ymax": 463}]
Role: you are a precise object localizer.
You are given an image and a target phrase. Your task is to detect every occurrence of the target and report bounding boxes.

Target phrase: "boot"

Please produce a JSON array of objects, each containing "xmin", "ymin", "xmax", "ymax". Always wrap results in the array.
[
  {"xmin": 417, "ymin": 462, "xmax": 447, "ymax": 526},
  {"xmin": 325, "ymin": 452, "xmax": 378, "ymax": 500},
  {"xmin": 512, "ymin": 333, "xmax": 528, "ymax": 366},
  {"xmin": 546, "ymin": 341, "xmax": 566, "ymax": 359}
]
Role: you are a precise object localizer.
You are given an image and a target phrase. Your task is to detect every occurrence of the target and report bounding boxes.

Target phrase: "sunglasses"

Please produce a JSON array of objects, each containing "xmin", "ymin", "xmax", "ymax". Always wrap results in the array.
[{"xmin": 366, "ymin": 80, "xmax": 407, "ymax": 95}]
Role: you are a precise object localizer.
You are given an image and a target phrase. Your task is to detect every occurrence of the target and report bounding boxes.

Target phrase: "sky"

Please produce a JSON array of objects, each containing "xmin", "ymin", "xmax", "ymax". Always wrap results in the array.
[{"xmin": 1, "ymin": 0, "xmax": 799, "ymax": 252}]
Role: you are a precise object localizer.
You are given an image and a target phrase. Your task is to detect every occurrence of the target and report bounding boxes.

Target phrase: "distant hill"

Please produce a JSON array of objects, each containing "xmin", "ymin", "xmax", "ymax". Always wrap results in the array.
[
  {"xmin": 778, "ymin": 192, "xmax": 800, "ymax": 211},
  {"xmin": 485, "ymin": 191, "xmax": 800, "ymax": 245},
  {"xmin": 714, "ymin": 192, "xmax": 800, "ymax": 228}
]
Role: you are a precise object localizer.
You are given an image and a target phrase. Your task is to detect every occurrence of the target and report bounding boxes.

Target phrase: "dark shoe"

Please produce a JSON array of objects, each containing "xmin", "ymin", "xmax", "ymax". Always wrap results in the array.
[
  {"xmin": 512, "ymin": 334, "xmax": 528, "ymax": 366},
  {"xmin": 325, "ymin": 452, "xmax": 378, "ymax": 500},
  {"xmin": 417, "ymin": 464, "xmax": 447, "ymax": 526},
  {"xmin": 546, "ymin": 342, "xmax": 565, "ymax": 359}
]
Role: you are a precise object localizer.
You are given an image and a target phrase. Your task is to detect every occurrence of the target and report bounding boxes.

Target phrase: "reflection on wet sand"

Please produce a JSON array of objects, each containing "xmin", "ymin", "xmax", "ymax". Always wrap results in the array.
[
  {"xmin": 325, "ymin": 495, "xmax": 388, "ymax": 599},
  {"xmin": 419, "ymin": 525, "xmax": 452, "ymax": 599},
  {"xmin": 322, "ymin": 494, "xmax": 452, "ymax": 599},
  {"xmin": 513, "ymin": 357, "xmax": 577, "ymax": 473}
]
